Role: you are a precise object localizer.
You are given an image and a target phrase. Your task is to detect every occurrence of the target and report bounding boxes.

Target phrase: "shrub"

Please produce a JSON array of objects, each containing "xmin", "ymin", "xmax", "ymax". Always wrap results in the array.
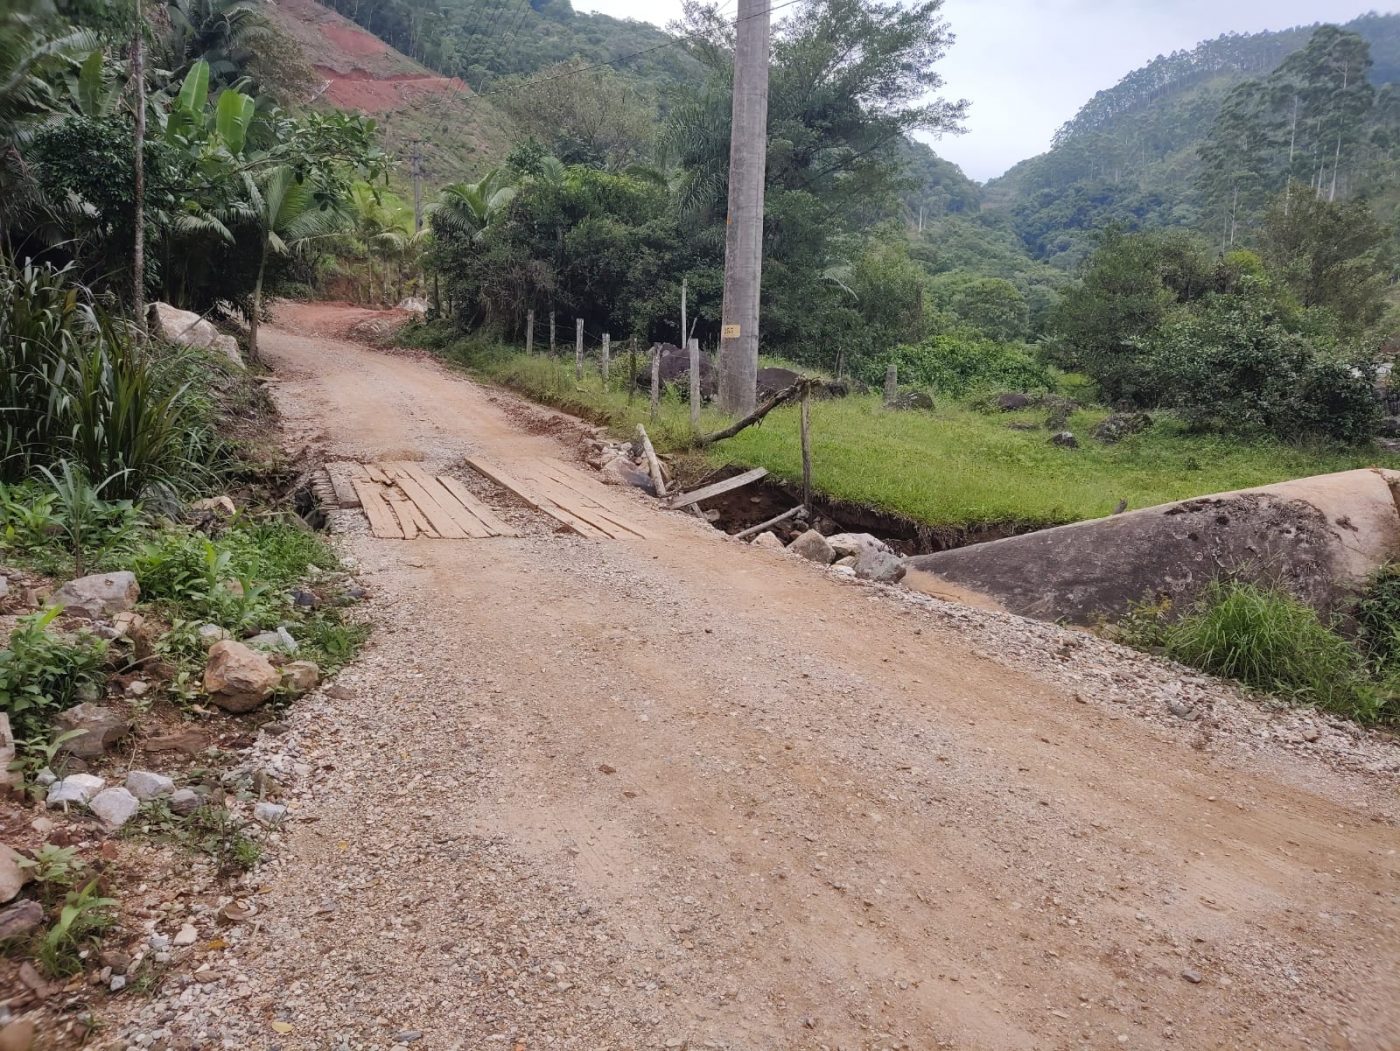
[
  {"xmin": 867, "ymin": 335, "xmax": 1052, "ymax": 397},
  {"xmin": 1355, "ymin": 564, "xmax": 1400, "ymax": 669},
  {"xmin": 0, "ymin": 609, "xmax": 108, "ymax": 742},
  {"xmin": 1164, "ymin": 581, "xmax": 1379, "ymax": 721},
  {"xmin": 0, "ymin": 259, "xmax": 209, "ymax": 500}
]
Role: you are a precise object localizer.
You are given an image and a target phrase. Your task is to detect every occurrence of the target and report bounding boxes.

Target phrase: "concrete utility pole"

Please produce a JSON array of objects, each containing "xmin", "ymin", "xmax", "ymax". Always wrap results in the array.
[
  {"xmin": 131, "ymin": 0, "xmax": 147, "ymax": 343},
  {"xmin": 410, "ymin": 145, "xmax": 424, "ymax": 233},
  {"xmin": 716, "ymin": 0, "xmax": 771, "ymax": 417}
]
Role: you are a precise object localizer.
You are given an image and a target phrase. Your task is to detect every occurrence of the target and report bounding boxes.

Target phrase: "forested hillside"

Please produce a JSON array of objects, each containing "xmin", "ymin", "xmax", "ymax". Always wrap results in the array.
[
  {"xmin": 988, "ymin": 12, "xmax": 1400, "ymax": 269},
  {"xmin": 317, "ymin": 0, "xmax": 702, "ymax": 88}
]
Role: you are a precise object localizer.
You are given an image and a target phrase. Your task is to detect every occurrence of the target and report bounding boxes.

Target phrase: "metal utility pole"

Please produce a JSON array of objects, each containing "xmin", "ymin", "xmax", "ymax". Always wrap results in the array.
[
  {"xmin": 716, "ymin": 0, "xmax": 771, "ymax": 417},
  {"xmin": 131, "ymin": 0, "xmax": 147, "ymax": 343},
  {"xmin": 410, "ymin": 145, "xmax": 424, "ymax": 233}
]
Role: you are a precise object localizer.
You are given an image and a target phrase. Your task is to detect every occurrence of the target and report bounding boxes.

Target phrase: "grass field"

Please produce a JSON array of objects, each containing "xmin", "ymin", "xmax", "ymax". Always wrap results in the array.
[{"xmin": 429, "ymin": 339, "xmax": 1400, "ymax": 529}]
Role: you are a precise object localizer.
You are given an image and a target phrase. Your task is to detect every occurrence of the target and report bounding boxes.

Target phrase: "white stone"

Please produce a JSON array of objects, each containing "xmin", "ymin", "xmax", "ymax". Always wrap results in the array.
[
  {"xmin": 50, "ymin": 571, "xmax": 140, "ymax": 617},
  {"xmin": 89, "ymin": 787, "xmax": 140, "ymax": 829},
  {"xmin": 173, "ymin": 923, "xmax": 198, "ymax": 947},
  {"xmin": 46, "ymin": 774, "xmax": 105, "ymax": 807},
  {"xmin": 254, "ymin": 802, "xmax": 287, "ymax": 826},
  {"xmin": 125, "ymin": 771, "xmax": 175, "ymax": 800},
  {"xmin": 750, "ymin": 532, "xmax": 785, "ymax": 551}
]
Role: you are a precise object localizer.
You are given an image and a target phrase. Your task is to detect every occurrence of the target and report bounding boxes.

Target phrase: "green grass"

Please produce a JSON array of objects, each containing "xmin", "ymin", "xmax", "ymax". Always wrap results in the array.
[{"xmin": 437, "ymin": 339, "xmax": 1398, "ymax": 530}]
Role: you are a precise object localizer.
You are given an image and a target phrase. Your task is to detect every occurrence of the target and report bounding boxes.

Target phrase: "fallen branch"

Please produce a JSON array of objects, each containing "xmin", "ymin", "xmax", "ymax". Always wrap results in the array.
[
  {"xmin": 694, "ymin": 382, "xmax": 803, "ymax": 447},
  {"xmin": 733, "ymin": 505, "xmax": 804, "ymax": 541},
  {"xmin": 635, "ymin": 423, "xmax": 668, "ymax": 498}
]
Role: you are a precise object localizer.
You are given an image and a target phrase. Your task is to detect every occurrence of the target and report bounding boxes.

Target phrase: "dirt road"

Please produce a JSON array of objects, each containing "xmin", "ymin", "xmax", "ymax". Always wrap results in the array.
[{"xmin": 116, "ymin": 304, "xmax": 1400, "ymax": 1051}]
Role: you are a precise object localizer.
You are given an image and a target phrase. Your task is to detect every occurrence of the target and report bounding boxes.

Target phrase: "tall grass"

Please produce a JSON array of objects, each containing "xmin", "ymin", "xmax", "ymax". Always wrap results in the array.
[{"xmin": 1, "ymin": 259, "xmax": 207, "ymax": 500}]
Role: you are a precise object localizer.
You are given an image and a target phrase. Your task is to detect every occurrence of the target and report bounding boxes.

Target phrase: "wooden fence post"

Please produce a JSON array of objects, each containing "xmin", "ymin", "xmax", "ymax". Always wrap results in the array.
[
  {"xmin": 688, "ymin": 337, "xmax": 701, "ymax": 429},
  {"xmin": 628, "ymin": 337, "xmax": 637, "ymax": 404},
  {"xmin": 575, "ymin": 318, "xmax": 584, "ymax": 381},
  {"xmin": 549, "ymin": 310, "xmax": 557, "ymax": 356},
  {"xmin": 601, "ymin": 333, "xmax": 610, "ymax": 387},
  {"xmin": 525, "ymin": 309, "xmax": 534, "ymax": 355},
  {"xmin": 883, "ymin": 363, "xmax": 898, "ymax": 407},
  {"xmin": 650, "ymin": 343, "xmax": 661, "ymax": 420},
  {"xmin": 800, "ymin": 385, "xmax": 812, "ymax": 511}
]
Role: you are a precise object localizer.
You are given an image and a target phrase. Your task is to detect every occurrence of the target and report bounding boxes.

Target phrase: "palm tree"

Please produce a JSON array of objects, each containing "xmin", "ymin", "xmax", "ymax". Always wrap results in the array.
[
  {"xmin": 161, "ymin": 0, "xmax": 270, "ymax": 87},
  {"xmin": 348, "ymin": 182, "xmax": 421, "ymax": 305},
  {"xmin": 432, "ymin": 168, "xmax": 517, "ymax": 243},
  {"xmin": 244, "ymin": 165, "xmax": 347, "ymax": 362}
]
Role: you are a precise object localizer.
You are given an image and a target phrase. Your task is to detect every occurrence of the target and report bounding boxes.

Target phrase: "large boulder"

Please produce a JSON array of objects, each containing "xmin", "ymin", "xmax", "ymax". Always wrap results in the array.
[
  {"xmin": 827, "ymin": 533, "xmax": 893, "ymax": 561},
  {"xmin": 853, "ymin": 549, "xmax": 907, "ymax": 584},
  {"xmin": 50, "ymin": 571, "xmax": 139, "ymax": 618},
  {"xmin": 635, "ymin": 344, "xmax": 718, "ymax": 399},
  {"xmin": 149, "ymin": 303, "xmax": 241, "ymax": 366},
  {"xmin": 906, "ymin": 469, "xmax": 1400, "ymax": 626},
  {"xmin": 756, "ymin": 367, "xmax": 803, "ymax": 398},
  {"xmin": 53, "ymin": 704, "xmax": 129, "ymax": 759},
  {"xmin": 788, "ymin": 529, "xmax": 836, "ymax": 565},
  {"xmin": 203, "ymin": 640, "xmax": 280, "ymax": 713}
]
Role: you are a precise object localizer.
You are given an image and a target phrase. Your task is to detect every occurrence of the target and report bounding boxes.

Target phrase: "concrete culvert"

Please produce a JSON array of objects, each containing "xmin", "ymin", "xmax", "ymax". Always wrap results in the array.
[{"xmin": 905, "ymin": 469, "xmax": 1400, "ymax": 626}]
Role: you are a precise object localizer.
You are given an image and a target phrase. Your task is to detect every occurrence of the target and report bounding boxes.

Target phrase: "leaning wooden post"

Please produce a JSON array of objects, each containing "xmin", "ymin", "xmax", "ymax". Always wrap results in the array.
[
  {"xmin": 549, "ymin": 310, "xmax": 557, "ymax": 356},
  {"xmin": 800, "ymin": 384, "xmax": 812, "ymax": 511},
  {"xmin": 883, "ymin": 363, "xmax": 898, "ymax": 407},
  {"xmin": 688, "ymin": 337, "xmax": 701, "ymax": 429},
  {"xmin": 601, "ymin": 333, "xmax": 611, "ymax": 388},
  {"xmin": 650, "ymin": 343, "xmax": 661, "ymax": 421},
  {"xmin": 628, "ymin": 337, "xmax": 637, "ymax": 404},
  {"xmin": 525, "ymin": 309, "xmax": 535, "ymax": 355},
  {"xmin": 636, "ymin": 424, "xmax": 668, "ymax": 498},
  {"xmin": 575, "ymin": 318, "xmax": 584, "ymax": 381}
]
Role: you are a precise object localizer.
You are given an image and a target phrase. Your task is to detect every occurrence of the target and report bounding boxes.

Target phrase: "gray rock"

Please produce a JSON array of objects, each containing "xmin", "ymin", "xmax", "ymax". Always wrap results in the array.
[
  {"xmin": 125, "ymin": 770, "xmax": 175, "ymax": 800},
  {"xmin": 827, "ymin": 533, "xmax": 892, "ymax": 561},
  {"xmin": 253, "ymin": 801, "xmax": 287, "ymax": 826},
  {"xmin": 49, "ymin": 571, "xmax": 139, "ymax": 617},
  {"xmin": 0, "ymin": 899, "xmax": 42, "ymax": 941},
  {"xmin": 854, "ymin": 549, "xmax": 907, "ymax": 584},
  {"xmin": 599, "ymin": 457, "xmax": 654, "ymax": 493},
  {"xmin": 53, "ymin": 703, "xmax": 130, "ymax": 759},
  {"xmin": 750, "ymin": 531, "xmax": 785, "ymax": 551},
  {"xmin": 787, "ymin": 529, "xmax": 836, "ymax": 565},
  {"xmin": 830, "ymin": 564, "xmax": 857, "ymax": 578},
  {"xmin": 169, "ymin": 788, "xmax": 202, "ymax": 817},
  {"xmin": 996, "ymin": 392, "xmax": 1034, "ymax": 411},
  {"xmin": 245, "ymin": 627, "xmax": 298, "ymax": 655},
  {"xmin": 89, "ymin": 787, "xmax": 140, "ymax": 829},
  {"xmin": 889, "ymin": 389, "xmax": 935, "ymax": 411},
  {"xmin": 1092, "ymin": 411, "xmax": 1153, "ymax": 444},
  {"xmin": 0, "ymin": 576, "xmax": 7, "ymax": 600},
  {"xmin": 197, "ymin": 624, "xmax": 229, "ymax": 648},
  {"xmin": 46, "ymin": 773, "xmax": 105, "ymax": 808},
  {"xmin": 833, "ymin": 555, "xmax": 857, "ymax": 568},
  {"xmin": 0, "ymin": 846, "xmax": 27, "ymax": 903},
  {"xmin": 1050, "ymin": 431, "xmax": 1079, "ymax": 449},
  {"xmin": 0, "ymin": 714, "xmax": 17, "ymax": 796}
]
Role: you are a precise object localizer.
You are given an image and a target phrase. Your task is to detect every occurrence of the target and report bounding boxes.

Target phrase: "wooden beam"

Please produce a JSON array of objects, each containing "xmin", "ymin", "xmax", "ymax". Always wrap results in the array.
[
  {"xmin": 435, "ymin": 475, "xmax": 520, "ymax": 538},
  {"xmin": 734, "ymin": 504, "xmax": 803, "ymax": 541},
  {"xmin": 352, "ymin": 479, "xmax": 402, "ymax": 538},
  {"xmin": 665, "ymin": 466, "xmax": 769, "ymax": 510}
]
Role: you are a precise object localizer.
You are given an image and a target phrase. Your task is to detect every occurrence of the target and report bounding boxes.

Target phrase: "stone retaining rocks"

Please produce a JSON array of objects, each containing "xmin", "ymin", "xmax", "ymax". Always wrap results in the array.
[
  {"xmin": 788, "ymin": 530, "xmax": 836, "ymax": 565},
  {"xmin": 50, "ymin": 571, "xmax": 139, "ymax": 617},
  {"xmin": 204, "ymin": 641, "xmax": 280, "ymax": 713},
  {"xmin": 54, "ymin": 703, "xmax": 129, "ymax": 759}
]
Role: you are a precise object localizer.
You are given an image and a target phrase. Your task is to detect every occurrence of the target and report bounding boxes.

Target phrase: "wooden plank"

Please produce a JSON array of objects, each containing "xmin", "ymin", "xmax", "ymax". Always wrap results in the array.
[
  {"xmin": 512, "ymin": 464, "xmax": 624, "ymax": 538},
  {"xmin": 435, "ymin": 476, "xmax": 520, "ymax": 538},
  {"xmin": 325, "ymin": 463, "xmax": 363, "ymax": 508},
  {"xmin": 384, "ymin": 487, "xmax": 437, "ymax": 539},
  {"xmin": 352, "ymin": 479, "xmax": 402, "ymax": 539},
  {"xmin": 464, "ymin": 457, "xmax": 605, "ymax": 538},
  {"xmin": 665, "ymin": 467, "xmax": 769, "ymax": 510},
  {"xmin": 392, "ymin": 463, "xmax": 498, "ymax": 540},
  {"xmin": 385, "ymin": 463, "xmax": 471, "ymax": 539},
  {"xmin": 533, "ymin": 465, "xmax": 653, "ymax": 540},
  {"xmin": 365, "ymin": 464, "xmax": 393, "ymax": 484}
]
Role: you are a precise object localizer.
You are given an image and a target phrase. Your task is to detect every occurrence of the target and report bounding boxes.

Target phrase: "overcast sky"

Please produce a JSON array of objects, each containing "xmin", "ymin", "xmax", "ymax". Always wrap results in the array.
[{"xmin": 572, "ymin": 0, "xmax": 1399, "ymax": 181}]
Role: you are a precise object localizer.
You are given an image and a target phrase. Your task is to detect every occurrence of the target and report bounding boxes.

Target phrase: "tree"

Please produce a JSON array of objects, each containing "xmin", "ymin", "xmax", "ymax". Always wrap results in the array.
[
  {"xmin": 497, "ymin": 60, "xmax": 657, "ymax": 170},
  {"xmin": 244, "ymin": 165, "xmax": 348, "ymax": 362},
  {"xmin": 1261, "ymin": 193, "xmax": 1392, "ymax": 336}
]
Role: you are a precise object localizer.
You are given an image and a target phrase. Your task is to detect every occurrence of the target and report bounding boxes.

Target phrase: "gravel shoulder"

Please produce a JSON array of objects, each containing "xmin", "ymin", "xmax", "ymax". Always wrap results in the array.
[{"xmin": 108, "ymin": 304, "xmax": 1400, "ymax": 1051}]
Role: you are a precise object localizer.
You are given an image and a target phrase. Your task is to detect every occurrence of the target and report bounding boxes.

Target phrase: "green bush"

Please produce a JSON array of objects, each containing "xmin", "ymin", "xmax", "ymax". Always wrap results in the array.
[
  {"xmin": 0, "ymin": 259, "xmax": 209, "ymax": 500},
  {"xmin": 1355, "ymin": 564, "xmax": 1400, "ymax": 668},
  {"xmin": 867, "ymin": 335, "xmax": 1052, "ymax": 397},
  {"xmin": 1163, "ymin": 581, "xmax": 1379, "ymax": 721},
  {"xmin": 0, "ymin": 609, "xmax": 108, "ymax": 742}
]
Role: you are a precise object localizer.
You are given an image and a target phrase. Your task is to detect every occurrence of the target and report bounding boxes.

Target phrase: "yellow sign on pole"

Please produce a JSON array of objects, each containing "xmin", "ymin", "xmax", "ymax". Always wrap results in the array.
[{"xmin": 721, "ymin": 323, "xmax": 741, "ymax": 339}]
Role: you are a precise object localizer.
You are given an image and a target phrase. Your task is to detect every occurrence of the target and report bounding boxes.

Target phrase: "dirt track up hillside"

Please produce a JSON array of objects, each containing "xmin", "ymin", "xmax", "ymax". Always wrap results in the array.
[{"xmin": 111, "ymin": 302, "xmax": 1400, "ymax": 1051}]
